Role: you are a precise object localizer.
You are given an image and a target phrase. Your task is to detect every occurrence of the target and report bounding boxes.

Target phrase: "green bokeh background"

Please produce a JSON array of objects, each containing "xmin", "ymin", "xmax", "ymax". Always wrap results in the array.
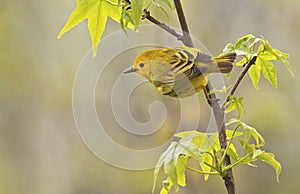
[{"xmin": 1, "ymin": 0, "xmax": 299, "ymax": 193}]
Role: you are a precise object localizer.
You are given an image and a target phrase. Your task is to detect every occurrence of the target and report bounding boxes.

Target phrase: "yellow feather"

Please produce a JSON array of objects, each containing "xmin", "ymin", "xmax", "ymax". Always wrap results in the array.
[{"xmin": 126, "ymin": 46, "xmax": 236, "ymax": 98}]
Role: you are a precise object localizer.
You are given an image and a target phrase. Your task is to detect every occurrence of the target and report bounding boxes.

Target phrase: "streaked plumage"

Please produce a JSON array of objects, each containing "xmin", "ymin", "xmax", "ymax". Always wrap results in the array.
[{"xmin": 124, "ymin": 46, "xmax": 236, "ymax": 98}]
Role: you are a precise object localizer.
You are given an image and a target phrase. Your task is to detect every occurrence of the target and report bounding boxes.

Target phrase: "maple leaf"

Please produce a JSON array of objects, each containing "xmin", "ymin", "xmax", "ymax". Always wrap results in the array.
[{"xmin": 57, "ymin": 0, "xmax": 122, "ymax": 56}]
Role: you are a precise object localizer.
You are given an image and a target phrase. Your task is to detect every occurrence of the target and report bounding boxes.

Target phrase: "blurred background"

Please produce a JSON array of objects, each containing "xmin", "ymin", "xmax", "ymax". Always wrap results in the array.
[{"xmin": 0, "ymin": 0, "xmax": 299, "ymax": 193}]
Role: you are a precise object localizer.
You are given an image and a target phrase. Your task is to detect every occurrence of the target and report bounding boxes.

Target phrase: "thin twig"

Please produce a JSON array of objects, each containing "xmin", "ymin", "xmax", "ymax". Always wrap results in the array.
[
  {"xmin": 186, "ymin": 166, "xmax": 219, "ymax": 175},
  {"xmin": 220, "ymin": 124, "xmax": 240, "ymax": 165},
  {"xmin": 143, "ymin": 10, "xmax": 183, "ymax": 41},
  {"xmin": 224, "ymin": 56, "xmax": 257, "ymax": 105}
]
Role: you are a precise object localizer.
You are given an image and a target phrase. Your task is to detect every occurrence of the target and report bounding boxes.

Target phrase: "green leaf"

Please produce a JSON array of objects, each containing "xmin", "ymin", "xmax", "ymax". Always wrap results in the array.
[
  {"xmin": 131, "ymin": 0, "xmax": 144, "ymax": 27},
  {"xmin": 58, "ymin": 0, "xmax": 122, "ymax": 56},
  {"xmin": 234, "ymin": 34, "xmax": 255, "ymax": 56},
  {"xmin": 248, "ymin": 37, "xmax": 261, "ymax": 48},
  {"xmin": 226, "ymin": 129, "xmax": 243, "ymax": 139},
  {"xmin": 222, "ymin": 43, "xmax": 235, "ymax": 54},
  {"xmin": 199, "ymin": 133, "xmax": 219, "ymax": 152},
  {"xmin": 153, "ymin": 133, "xmax": 204, "ymax": 192},
  {"xmin": 261, "ymin": 38, "xmax": 294, "ymax": 76},
  {"xmin": 256, "ymin": 152, "xmax": 281, "ymax": 182},
  {"xmin": 242, "ymin": 122, "xmax": 265, "ymax": 147},
  {"xmin": 175, "ymin": 131, "xmax": 214, "ymax": 148},
  {"xmin": 248, "ymin": 63, "xmax": 261, "ymax": 89},
  {"xmin": 252, "ymin": 149, "xmax": 264, "ymax": 159},
  {"xmin": 175, "ymin": 131, "xmax": 219, "ymax": 181},
  {"xmin": 153, "ymin": 142, "xmax": 177, "ymax": 193},
  {"xmin": 235, "ymin": 57, "xmax": 247, "ymax": 67},
  {"xmin": 176, "ymin": 155, "xmax": 187, "ymax": 186},
  {"xmin": 164, "ymin": 159, "xmax": 178, "ymax": 190},
  {"xmin": 200, "ymin": 152, "xmax": 213, "ymax": 180},
  {"xmin": 227, "ymin": 144, "xmax": 239, "ymax": 161},
  {"xmin": 237, "ymin": 139, "xmax": 256, "ymax": 154},
  {"xmin": 257, "ymin": 57, "xmax": 277, "ymax": 88},
  {"xmin": 277, "ymin": 53, "xmax": 295, "ymax": 77},
  {"xmin": 120, "ymin": 4, "xmax": 135, "ymax": 30},
  {"xmin": 225, "ymin": 96, "xmax": 244, "ymax": 119}
]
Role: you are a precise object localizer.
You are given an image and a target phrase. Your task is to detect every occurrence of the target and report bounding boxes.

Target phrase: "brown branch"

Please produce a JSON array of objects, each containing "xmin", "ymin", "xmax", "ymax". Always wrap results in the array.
[
  {"xmin": 205, "ymin": 83, "xmax": 235, "ymax": 194},
  {"xmin": 224, "ymin": 56, "xmax": 257, "ymax": 105},
  {"xmin": 143, "ymin": 10, "xmax": 183, "ymax": 41},
  {"xmin": 174, "ymin": 0, "xmax": 194, "ymax": 47}
]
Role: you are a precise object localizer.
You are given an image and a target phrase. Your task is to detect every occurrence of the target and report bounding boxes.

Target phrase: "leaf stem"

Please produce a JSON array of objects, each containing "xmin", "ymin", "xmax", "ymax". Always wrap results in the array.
[
  {"xmin": 186, "ymin": 166, "xmax": 219, "ymax": 175},
  {"xmin": 220, "ymin": 124, "xmax": 240, "ymax": 165},
  {"xmin": 203, "ymin": 161, "xmax": 221, "ymax": 173},
  {"xmin": 223, "ymin": 153, "xmax": 251, "ymax": 172}
]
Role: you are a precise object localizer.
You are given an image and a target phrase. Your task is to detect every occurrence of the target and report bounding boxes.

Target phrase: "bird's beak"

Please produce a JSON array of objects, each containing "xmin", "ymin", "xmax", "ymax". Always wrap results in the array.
[{"xmin": 123, "ymin": 67, "xmax": 137, "ymax": 74}]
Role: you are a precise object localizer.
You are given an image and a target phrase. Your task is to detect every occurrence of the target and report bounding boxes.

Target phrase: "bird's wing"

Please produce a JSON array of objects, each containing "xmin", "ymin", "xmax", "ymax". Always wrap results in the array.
[{"xmin": 150, "ymin": 62, "xmax": 177, "ymax": 95}]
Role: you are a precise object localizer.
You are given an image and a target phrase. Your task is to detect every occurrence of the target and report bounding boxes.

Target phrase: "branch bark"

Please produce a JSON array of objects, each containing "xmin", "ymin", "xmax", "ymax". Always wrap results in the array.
[
  {"xmin": 143, "ymin": 10, "xmax": 183, "ymax": 41},
  {"xmin": 174, "ymin": 0, "xmax": 194, "ymax": 47}
]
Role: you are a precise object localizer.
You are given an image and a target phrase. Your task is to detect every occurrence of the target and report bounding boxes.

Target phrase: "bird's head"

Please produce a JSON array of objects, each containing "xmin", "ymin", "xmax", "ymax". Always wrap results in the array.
[{"xmin": 124, "ymin": 50, "xmax": 159, "ymax": 78}]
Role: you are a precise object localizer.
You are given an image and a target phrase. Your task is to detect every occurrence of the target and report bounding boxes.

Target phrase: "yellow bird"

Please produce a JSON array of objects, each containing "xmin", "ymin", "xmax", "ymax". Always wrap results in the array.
[{"xmin": 124, "ymin": 46, "xmax": 236, "ymax": 98}]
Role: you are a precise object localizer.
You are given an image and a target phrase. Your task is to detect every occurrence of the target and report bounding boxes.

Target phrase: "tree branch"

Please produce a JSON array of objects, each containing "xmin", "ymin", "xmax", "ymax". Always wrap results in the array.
[
  {"xmin": 143, "ymin": 10, "xmax": 183, "ymax": 41},
  {"xmin": 144, "ymin": 1, "xmax": 236, "ymax": 193},
  {"xmin": 205, "ymin": 84, "xmax": 235, "ymax": 194},
  {"xmin": 224, "ymin": 56, "xmax": 257, "ymax": 105},
  {"xmin": 173, "ymin": 1, "xmax": 235, "ymax": 193},
  {"xmin": 173, "ymin": 0, "xmax": 194, "ymax": 47}
]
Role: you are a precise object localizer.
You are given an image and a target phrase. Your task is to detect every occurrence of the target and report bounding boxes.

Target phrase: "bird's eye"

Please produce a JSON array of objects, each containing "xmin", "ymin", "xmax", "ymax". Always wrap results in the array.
[{"xmin": 139, "ymin": 63, "xmax": 145, "ymax": 68}]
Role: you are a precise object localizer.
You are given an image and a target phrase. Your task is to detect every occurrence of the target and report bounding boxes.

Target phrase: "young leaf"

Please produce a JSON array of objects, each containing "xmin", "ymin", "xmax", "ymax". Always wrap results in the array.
[
  {"xmin": 274, "ymin": 50, "xmax": 294, "ymax": 77},
  {"xmin": 164, "ymin": 159, "xmax": 178, "ymax": 190},
  {"xmin": 199, "ymin": 133, "xmax": 219, "ymax": 152},
  {"xmin": 235, "ymin": 57, "xmax": 247, "ymax": 67},
  {"xmin": 176, "ymin": 155, "xmax": 188, "ymax": 187},
  {"xmin": 252, "ymin": 149, "xmax": 264, "ymax": 159},
  {"xmin": 240, "ymin": 121, "xmax": 265, "ymax": 147},
  {"xmin": 256, "ymin": 152, "xmax": 281, "ymax": 182},
  {"xmin": 226, "ymin": 129, "xmax": 243, "ymax": 139},
  {"xmin": 222, "ymin": 43, "xmax": 235, "ymax": 54},
  {"xmin": 131, "ymin": 0, "xmax": 144, "ymax": 27},
  {"xmin": 227, "ymin": 144, "xmax": 239, "ymax": 161},
  {"xmin": 153, "ymin": 142, "xmax": 176, "ymax": 193},
  {"xmin": 225, "ymin": 96, "xmax": 244, "ymax": 119},
  {"xmin": 261, "ymin": 38, "xmax": 294, "ymax": 76},
  {"xmin": 248, "ymin": 63, "xmax": 261, "ymax": 89},
  {"xmin": 153, "ymin": 134, "xmax": 203, "ymax": 192},
  {"xmin": 58, "ymin": 0, "xmax": 122, "ymax": 56},
  {"xmin": 199, "ymin": 152, "xmax": 213, "ymax": 180},
  {"xmin": 258, "ymin": 57, "xmax": 277, "ymax": 88},
  {"xmin": 237, "ymin": 139, "xmax": 256, "ymax": 154},
  {"xmin": 234, "ymin": 34, "xmax": 255, "ymax": 56}
]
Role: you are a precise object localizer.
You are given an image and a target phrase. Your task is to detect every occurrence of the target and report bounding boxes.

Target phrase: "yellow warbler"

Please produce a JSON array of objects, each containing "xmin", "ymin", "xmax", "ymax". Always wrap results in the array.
[{"xmin": 124, "ymin": 46, "xmax": 236, "ymax": 98}]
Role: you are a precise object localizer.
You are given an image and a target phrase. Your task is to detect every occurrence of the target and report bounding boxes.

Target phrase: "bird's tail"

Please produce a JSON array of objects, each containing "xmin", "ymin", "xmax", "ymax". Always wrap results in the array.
[{"xmin": 213, "ymin": 52, "xmax": 237, "ymax": 73}]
